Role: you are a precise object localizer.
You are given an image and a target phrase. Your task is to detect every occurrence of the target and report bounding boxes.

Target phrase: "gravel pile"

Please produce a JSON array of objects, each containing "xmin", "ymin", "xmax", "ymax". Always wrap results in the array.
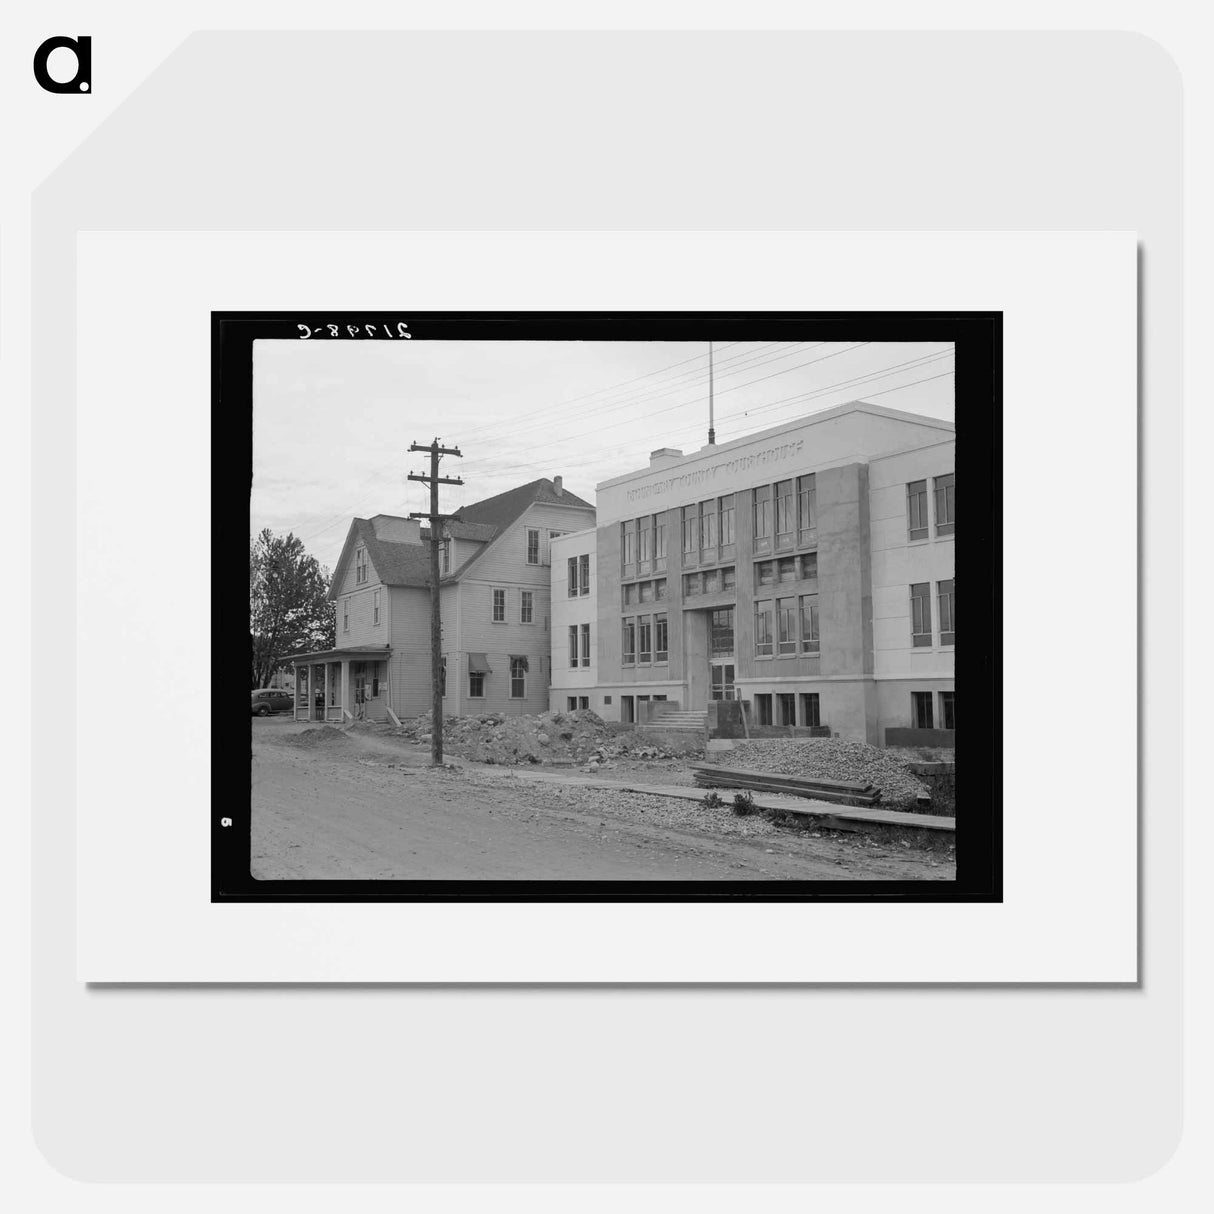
[
  {"xmin": 280, "ymin": 726, "xmax": 353, "ymax": 750},
  {"xmin": 722, "ymin": 738, "xmax": 929, "ymax": 809},
  {"xmin": 398, "ymin": 709, "xmax": 702, "ymax": 768}
]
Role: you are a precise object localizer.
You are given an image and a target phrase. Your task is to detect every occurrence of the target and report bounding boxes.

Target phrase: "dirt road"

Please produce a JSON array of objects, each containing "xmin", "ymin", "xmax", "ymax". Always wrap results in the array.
[{"xmin": 251, "ymin": 720, "xmax": 954, "ymax": 882}]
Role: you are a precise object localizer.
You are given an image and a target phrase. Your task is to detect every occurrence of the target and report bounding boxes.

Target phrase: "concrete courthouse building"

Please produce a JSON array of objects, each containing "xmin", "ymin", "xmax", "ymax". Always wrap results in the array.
[{"xmin": 549, "ymin": 400, "xmax": 955, "ymax": 745}]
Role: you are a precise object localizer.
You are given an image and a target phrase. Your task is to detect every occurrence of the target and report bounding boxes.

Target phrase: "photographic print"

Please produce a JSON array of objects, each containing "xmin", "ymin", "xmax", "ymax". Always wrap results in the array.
[{"xmin": 219, "ymin": 311, "xmax": 999, "ymax": 901}]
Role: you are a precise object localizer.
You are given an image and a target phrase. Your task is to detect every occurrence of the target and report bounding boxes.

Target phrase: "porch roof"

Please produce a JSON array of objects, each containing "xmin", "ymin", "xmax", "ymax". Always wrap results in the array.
[{"xmin": 290, "ymin": 646, "xmax": 391, "ymax": 665}]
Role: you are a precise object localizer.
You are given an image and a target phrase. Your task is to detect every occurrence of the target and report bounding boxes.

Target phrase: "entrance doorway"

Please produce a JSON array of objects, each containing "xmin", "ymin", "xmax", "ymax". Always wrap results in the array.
[
  {"xmin": 709, "ymin": 607, "xmax": 735, "ymax": 701},
  {"xmin": 710, "ymin": 663, "xmax": 735, "ymax": 700}
]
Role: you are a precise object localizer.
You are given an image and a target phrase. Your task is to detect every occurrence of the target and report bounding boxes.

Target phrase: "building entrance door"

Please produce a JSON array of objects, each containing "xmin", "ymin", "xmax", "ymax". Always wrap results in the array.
[
  {"xmin": 708, "ymin": 607, "xmax": 736, "ymax": 701},
  {"xmin": 709, "ymin": 663, "xmax": 736, "ymax": 700}
]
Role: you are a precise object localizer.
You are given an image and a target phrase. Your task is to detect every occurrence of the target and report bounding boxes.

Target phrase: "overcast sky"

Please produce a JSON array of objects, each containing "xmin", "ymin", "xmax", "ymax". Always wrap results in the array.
[{"xmin": 251, "ymin": 339, "xmax": 955, "ymax": 573}]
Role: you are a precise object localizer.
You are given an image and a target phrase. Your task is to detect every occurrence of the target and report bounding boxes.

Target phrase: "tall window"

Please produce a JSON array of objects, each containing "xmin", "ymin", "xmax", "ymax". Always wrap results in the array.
[
  {"xmin": 355, "ymin": 546, "xmax": 368, "ymax": 584},
  {"xmin": 801, "ymin": 692, "xmax": 821, "ymax": 728},
  {"xmin": 797, "ymin": 474, "xmax": 816, "ymax": 537},
  {"xmin": 912, "ymin": 691, "xmax": 934, "ymax": 729},
  {"xmin": 753, "ymin": 485, "xmax": 772, "ymax": 548},
  {"xmin": 580, "ymin": 622, "xmax": 591, "ymax": 667},
  {"xmin": 907, "ymin": 480, "xmax": 929, "ymax": 541},
  {"xmin": 622, "ymin": 618, "xmax": 636, "ymax": 665},
  {"xmin": 682, "ymin": 506, "xmax": 697, "ymax": 557},
  {"xmin": 373, "ymin": 589, "xmax": 381, "ymax": 625},
  {"xmin": 940, "ymin": 690, "xmax": 956, "ymax": 730},
  {"xmin": 777, "ymin": 597, "xmax": 797, "ymax": 655},
  {"xmin": 754, "ymin": 600, "xmax": 773, "ymax": 657},
  {"xmin": 492, "ymin": 588, "xmax": 506, "ymax": 622},
  {"xmin": 799, "ymin": 595, "xmax": 820, "ymax": 654},
  {"xmin": 469, "ymin": 671, "xmax": 485, "ymax": 698},
  {"xmin": 775, "ymin": 479, "xmax": 794, "ymax": 546},
  {"xmin": 621, "ymin": 520, "xmax": 636, "ymax": 568},
  {"xmin": 655, "ymin": 613, "xmax": 668, "ymax": 662},
  {"xmin": 441, "ymin": 539, "xmax": 451, "ymax": 573},
  {"xmin": 938, "ymin": 578, "xmax": 955, "ymax": 645},
  {"xmin": 710, "ymin": 607, "xmax": 734, "ymax": 656},
  {"xmin": 568, "ymin": 555, "xmax": 579, "ymax": 598},
  {"xmin": 654, "ymin": 516, "xmax": 667, "ymax": 569},
  {"xmin": 719, "ymin": 494, "xmax": 735, "ymax": 547},
  {"xmin": 910, "ymin": 583, "xmax": 932, "ymax": 646},
  {"xmin": 342, "ymin": 598, "xmax": 349, "ymax": 633},
  {"xmin": 521, "ymin": 590, "xmax": 534, "ymax": 623},
  {"xmin": 526, "ymin": 528, "xmax": 540, "ymax": 564},
  {"xmin": 579, "ymin": 553, "xmax": 590, "ymax": 596},
  {"xmin": 639, "ymin": 516, "xmax": 652, "ymax": 565},
  {"xmin": 639, "ymin": 616, "xmax": 652, "ymax": 663},
  {"xmin": 934, "ymin": 473, "xmax": 955, "ymax": 536},
  {"xmin": 510, "ymin": 657, "xmax": 526, "ymax": 698},
  {"xmin": 700, "ymin": 499, "xmax": 718, "ymax": 552},
  {"xmin": 569, "ymin": 625, "xmax": 579, "ymax": 668}
]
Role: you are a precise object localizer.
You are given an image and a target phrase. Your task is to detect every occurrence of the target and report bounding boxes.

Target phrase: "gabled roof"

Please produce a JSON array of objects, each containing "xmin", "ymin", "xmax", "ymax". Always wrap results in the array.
[
  {"xmin": 329, "ymin": 478, "xmax": 595, "ymax": 596},
  {"xmin": 443, "ymin": 478, "xmax": 595, "ymax": 582},
  {"xmin": 330, "ymin": 517, "xmax": 432, "ymax": 594},
  {"xmin": 456, "ymin": 478, "xmax": 593, "ymax": 529}
]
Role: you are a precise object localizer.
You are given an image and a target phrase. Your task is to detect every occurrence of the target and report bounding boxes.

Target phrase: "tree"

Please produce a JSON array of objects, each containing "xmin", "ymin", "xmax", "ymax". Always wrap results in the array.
[{"xmin": 250, "ymin": 529, "xmax": 335, "ymax": 688}]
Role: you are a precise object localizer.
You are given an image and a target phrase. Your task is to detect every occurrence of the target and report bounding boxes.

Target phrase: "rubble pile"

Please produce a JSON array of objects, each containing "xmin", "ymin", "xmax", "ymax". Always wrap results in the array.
[
  {"xmin": 723, "ymin": 738, "xmax": 930, "ymax": 809},
  {"xmin": 397, "ymin": 709, "xmax": 700, "ymax": 768}
]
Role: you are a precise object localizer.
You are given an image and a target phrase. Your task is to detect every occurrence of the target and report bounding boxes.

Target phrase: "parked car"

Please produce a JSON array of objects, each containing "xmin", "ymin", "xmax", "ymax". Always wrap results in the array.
[{"xmin": 251, "ymin": 688, "xmax": 295, "ymax": 716}]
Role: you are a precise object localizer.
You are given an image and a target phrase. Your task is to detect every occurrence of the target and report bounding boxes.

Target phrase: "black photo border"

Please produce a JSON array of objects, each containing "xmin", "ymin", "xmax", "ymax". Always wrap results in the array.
[{"xmin": 215, "ymin": 310, "xmax": 1001, "ymax": 903}]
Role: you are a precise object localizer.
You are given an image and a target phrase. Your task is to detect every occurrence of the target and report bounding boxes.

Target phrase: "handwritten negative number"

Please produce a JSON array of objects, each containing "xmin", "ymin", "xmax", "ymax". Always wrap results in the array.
[{"xmin": 296, "ymin": 322, "xmax": 412, "ymax": 339}]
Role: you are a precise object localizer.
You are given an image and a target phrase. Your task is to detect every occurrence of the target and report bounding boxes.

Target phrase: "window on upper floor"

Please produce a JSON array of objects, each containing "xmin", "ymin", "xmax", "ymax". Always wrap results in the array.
[
  {"xmin": 799, "ymin": 595, "xmax": 820, "ymax": 654},
  {"xmin": 579, "ymin": 553, "xmax": 590, "ymax": 596},
  {"xmin": 754, "ymin": 599, "xmax": 773, "ymax": 657},
  {"xmin": 797, "ymin": 474, "xmax": 816, "ymax": 538},
  {"xmin": 777, "ymin": 597, "xmax": 798, "ymax": 655},
  {"xmin": 910, "ymin": 582, "xmax": 932, "ymax": 647},
  {"xmin": 355, "ymin": 546, "xmax": 368, "ymax": 584},
  {"xmin": 934, "ymin": 474, "xmax": 955, "ymax": 536},
  {"xmin": 568, "ymin": 555, "xmax": 579, "ymax": 597},
  {"xmin": 938, "ymin": 579, "xmax": 955, "ymax": 645},
  {"xmin": 569, "ymin": 625, "xmax": 579, "ymax": 669},
  {"xmin": 342, "ymin": 599, "xmax": 349, "ymax": 633},
  {"xmin": 580, "ymin": 622, "xmax": 591, "ymax": 667},
  {"xmin": 907, "ymin": 481, "xmax": 929, "ymax": 541},
  {"xmin": 492, "ymin": 588, "xmax": 506, "ymax": 622},
  {"xmin": 521, "ymin": 590, "xmax": 534, "ymax": 624},
  {"xmin": 775, "ymin": 479, "xmax": 795, "ymax": 547},
  {"xmin": 373, "ymin": 589, "xmax": 381, "ymax": 626},
  {"xmin": 622, "ymin": 618, "xmax": 636, "ymax": 665},
  {"xmin": 719, "ymin": 495, "xmax": 735, "ymax": 547},
  {"xmin": 638, "ymin": 616, "xmax": 652, "ymax": 664},
  {"xmin": 526, "ymin": 528, "xmax": 540, "ymax": 564},
  {"xmin": 441, "ymin": 539, "xmax": 451, "ymax": 574},
  {"xmin": 655, "ymin": 613, "xmax": 668, "ymax": 662}
]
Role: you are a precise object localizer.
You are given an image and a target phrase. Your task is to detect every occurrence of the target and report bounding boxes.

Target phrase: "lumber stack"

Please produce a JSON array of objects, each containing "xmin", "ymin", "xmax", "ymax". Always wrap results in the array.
[{"xmin": 691, "ymin": 763, "xmax": 881, "ymax": 807}]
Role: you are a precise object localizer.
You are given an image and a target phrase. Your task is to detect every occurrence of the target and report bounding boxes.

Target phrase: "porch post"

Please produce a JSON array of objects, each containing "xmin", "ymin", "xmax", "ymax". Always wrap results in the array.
[{"xmin": 341, "ymin": 659, "xmax": 351, "ymax": 721}]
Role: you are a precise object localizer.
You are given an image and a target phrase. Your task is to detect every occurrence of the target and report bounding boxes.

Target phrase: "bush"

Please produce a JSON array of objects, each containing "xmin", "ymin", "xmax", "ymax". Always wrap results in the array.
[
  {"xmin": 731, "ymin": 791, "xmax": 757, "ymax": 816},
  {"xmin": 701, "ymin": 791, "xmax": 724, "ymax": 808}
]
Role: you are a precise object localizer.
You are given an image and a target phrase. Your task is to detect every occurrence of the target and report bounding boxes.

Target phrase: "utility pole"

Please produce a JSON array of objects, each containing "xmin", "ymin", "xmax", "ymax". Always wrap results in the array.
[
  {"xmin": 407, "ymin": 438, "xmax": 463, "ymax": 766},
  {"xmin": 707, "ymin": 340, "xmax": 716, "ymax": 446}
]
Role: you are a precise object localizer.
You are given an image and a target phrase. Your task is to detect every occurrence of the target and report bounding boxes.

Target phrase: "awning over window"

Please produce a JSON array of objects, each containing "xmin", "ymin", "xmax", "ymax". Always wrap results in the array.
[
  {"xmin": 467, "ymin": 652, "xmax": 493, "ymax": 674},
  {"xmin": 510, "ymin": 655, "xmax": 529, "ymax": 672}
]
